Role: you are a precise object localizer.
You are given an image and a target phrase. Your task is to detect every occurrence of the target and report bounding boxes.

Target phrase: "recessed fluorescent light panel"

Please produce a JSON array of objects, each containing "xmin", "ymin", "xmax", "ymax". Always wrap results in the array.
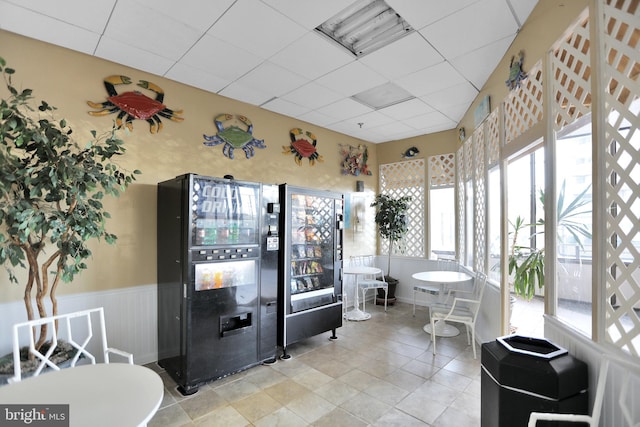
[
  {"xmin": 351, "ymin": 82, "xmax": 415, "ymax": 109},
  {"xmin": 315, "ymin": 0, "xmax": 414, "ymax": 57}
]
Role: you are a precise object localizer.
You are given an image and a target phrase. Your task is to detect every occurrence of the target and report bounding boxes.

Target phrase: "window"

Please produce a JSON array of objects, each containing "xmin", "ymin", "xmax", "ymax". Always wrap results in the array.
[
  {"xmin": 487, "ymin": 166, "xmax": 501, "ymax": 283},
  {"xmin": 507, "ymin": 145, "xmax": 545, "ymax": 337},
  {"xmin": 428, "ymin": 154, "xmax": 455, "ymax": 259},
  {"xmin": 556, "ymin": 121, "xmax": 593, "ymax": 337}
]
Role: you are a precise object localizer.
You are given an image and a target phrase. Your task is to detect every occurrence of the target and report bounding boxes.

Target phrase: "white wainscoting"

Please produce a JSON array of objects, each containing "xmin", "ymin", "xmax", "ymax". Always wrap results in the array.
[
  {"xmin": 0, "ymin": 284, "xmax": 158, "ymax": 365},
  {"xmin": 545, "ymin": 317, "xmax": 640, "ymax": 426}
]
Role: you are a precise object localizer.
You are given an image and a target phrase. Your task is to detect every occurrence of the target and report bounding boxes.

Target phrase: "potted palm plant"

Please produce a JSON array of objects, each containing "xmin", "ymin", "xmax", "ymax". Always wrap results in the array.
[
  {"xmin": 371, "ymin": 194, "xmax": 412, "ymax": 304},
  {"xmin": 509, "ymin": 182, "xmax": 591, "ymax": 300},
  {"xmin": 0, "ymin": 58, "xmax": 140, "ymax": 362}
]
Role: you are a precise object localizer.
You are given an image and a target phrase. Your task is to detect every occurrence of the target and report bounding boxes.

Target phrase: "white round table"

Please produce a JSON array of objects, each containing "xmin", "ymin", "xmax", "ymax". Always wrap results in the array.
[
  {"xmin": 412, "ymin": 270, "xmax": 473, "ymax": 337},
  {"xmin": 0, "ymin": 363, "xmax": 163, "ymax": 427},
  {"xmin": 343, "ymin": 265, "xmax": 382, "ymax": 321}
]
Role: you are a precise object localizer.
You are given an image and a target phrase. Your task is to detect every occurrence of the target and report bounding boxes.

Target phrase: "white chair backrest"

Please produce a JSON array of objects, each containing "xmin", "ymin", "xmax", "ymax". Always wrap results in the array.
[
  {"xmin": 350, "ymin": 255, "xmax": 374, "ymax": 268},
  {"xmin": 437, "ymin": 258, "xmax": 459, "ymax": 271},
  {"xmin": 10, "ymin": 307, "xmax": 132, "ymax": 383},
  {"xmin": 470, "ymin": 272, "xmax": 487, "ymax": 317}
]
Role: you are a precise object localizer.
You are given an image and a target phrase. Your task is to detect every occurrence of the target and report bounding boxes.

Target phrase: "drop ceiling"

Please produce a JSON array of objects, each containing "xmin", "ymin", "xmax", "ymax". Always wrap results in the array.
[{"xmin": 0, "ymin": 0, "xmax": 537, "ymax": 143}]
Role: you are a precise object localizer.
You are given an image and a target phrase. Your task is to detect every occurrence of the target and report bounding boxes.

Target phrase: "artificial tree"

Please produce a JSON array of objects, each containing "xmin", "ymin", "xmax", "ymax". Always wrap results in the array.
[
  {"xmin": 371, "ymin": 194, "xmax": 411, "ymax": 301},
  {"xmin": 0, "ymin": 58, "xmax": 140, "ymax": 351}
]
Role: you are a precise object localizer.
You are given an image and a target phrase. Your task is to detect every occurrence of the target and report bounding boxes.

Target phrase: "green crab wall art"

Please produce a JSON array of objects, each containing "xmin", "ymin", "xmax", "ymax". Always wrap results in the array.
[{"xmin": 203, "ymin": 113, "xmax": 266, "ymax": 159}]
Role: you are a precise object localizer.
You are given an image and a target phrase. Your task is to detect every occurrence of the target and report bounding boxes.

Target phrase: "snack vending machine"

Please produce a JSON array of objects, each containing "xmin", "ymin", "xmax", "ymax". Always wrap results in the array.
[
  {"xmin": 278, "ymin": 185, "xmax": 343, "ymax": 358},
  {"xmin": 157, "ymin": 174, "xmax": 280, "ymax": 395}
]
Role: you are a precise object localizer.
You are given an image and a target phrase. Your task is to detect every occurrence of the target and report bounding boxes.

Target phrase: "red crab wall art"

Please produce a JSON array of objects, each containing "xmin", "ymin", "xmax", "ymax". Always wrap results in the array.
[
  {"xmin": 87, "ymin": 75, "xmax": 184, "ymax": 133},
  {"xmin": 283, "ymin": 128, "xmax": 324, "ymax": 166},
  {"xmin": 203, "ymin": 114, "xmax": 266, "ymax": 159}
]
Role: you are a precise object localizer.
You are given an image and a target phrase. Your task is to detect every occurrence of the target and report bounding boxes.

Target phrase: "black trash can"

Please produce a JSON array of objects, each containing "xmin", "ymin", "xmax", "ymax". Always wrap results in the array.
[{"xmin": 481, "ymin": 335, "xmax": 588, "ymax": 426}]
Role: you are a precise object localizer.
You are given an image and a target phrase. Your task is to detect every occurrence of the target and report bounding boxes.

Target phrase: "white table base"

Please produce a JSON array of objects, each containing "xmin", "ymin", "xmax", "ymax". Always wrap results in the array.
[
  {"xmin": 424, "ymin": 320, "xmax": 460, "ymax": 337},
  {"xmin": 346, "ymin": 308, "xmax": 371, "ymax": 321}
]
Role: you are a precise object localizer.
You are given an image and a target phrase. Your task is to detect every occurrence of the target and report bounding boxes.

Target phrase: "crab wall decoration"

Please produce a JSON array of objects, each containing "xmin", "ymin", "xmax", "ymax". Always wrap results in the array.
[
  {"xmin": 506, "ymin": 50, "xmax": 528, "ymax": 91},
  {"xmin": 203, "ymin": 114, "xmax": 266, "ymax": 159},
  {"xmin": 283, "ymin": 128, "xmax": 323, "ymax": 166},
  {"xmin": 87, "ymin": 75, "xmax": 184, "ymax": 133},
  {"xmin": 339, "ymin": 144, "xmax": 372, "ymax": 176}
]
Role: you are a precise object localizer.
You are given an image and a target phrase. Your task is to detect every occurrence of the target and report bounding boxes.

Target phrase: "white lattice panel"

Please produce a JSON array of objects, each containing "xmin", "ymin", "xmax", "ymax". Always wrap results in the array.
[
  {"xmin": 505, "ymin": 60, "xmax": 544, "ymax": 144},
  {"xmin": 602, "ymin": 0, "xmax": 640, "ymax": 356},
  {"xmin": 379, "ymin": 160, "xmax": 425, "ymax": 258},
  {"xmin": 456, "ymin": 145, "xmax": 466, "ymax": 263},
  {"xmin": 429, "ymin": 153, "xmax": 455, "ymax": 188},
  {"xmin": 464, "ymin": 139, "xmax": 473, "ymax": 181},
  {"xmin": 473, "ymin": 128, "xmax": 487, "ymax": 273},
  {"xmin": 552, "ymin": 16, "xmax": 592, "ymax": 130},
  {"xmin": 486, "ymin": 109, "xmax": 501, "ymax": 167}
]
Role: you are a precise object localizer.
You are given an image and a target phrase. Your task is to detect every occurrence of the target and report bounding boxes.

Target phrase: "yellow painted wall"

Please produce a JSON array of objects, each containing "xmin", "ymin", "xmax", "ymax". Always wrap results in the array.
[
  {"xmin": 0, "ymin": 30, "xmax": 382, "ymax": 302},
  {"xmin": 458, "ymin": 0, "xmax": 590, "ymax": 137},
  {"xmin": 0, "ymin": 0, "xmax": 590, "ymax": 302}
]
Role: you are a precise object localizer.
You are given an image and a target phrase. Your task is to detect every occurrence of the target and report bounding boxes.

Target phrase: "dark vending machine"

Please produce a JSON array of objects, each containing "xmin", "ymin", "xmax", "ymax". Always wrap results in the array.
[
  {"xmin": 157, "ymin": 174, "xmax": 280, "ymax": 395},
  {"xmin": 278, "ymin": 185, "xmax": 343, "ymax": 358}
]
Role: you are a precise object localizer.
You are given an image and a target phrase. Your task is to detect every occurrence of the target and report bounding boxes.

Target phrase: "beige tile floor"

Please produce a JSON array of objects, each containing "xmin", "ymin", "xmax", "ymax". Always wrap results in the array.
[{"xmin": 147, "ymin": 302, "xmax": 481, "ymax": 426}]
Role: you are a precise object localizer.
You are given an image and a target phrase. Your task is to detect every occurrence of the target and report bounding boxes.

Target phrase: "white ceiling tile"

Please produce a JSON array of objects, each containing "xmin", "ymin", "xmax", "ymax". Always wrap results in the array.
[
  {"xmin": 280, "ymin": 82, "xmax": 343, "ymax": 110},
  {"xmin": 297, "ymin": 110, "xmax": 337, "ymax": 128},
  {"xmin": 368, "ymin": 120, "xmax": 416, "ymax": 138},
  {"xmin": 439, "ymin": 103, "xmax": 472, "ymax": 122},
  {"xmin": 450, "ymin": 35, "xmax": 514, "ymax": 89},
  {"xmin": 348, "ymin": 110, "xmax": 397, "ymax": 129},
  {"xmin": 181, "ymin": 34, "xmax": 263, "ymax": 82},
  {"xmin": 207, "ymin": 0, "xmax": 306, "ymax": 59},
  {"xmin": 218, "ymin": 81, "xmax": 274, "ymax": 107},
  {"xmin": 378, "ymin": 98, "xmax": 434, "ymax": 121},
  {"xmin": 2, "ymin": 0, "xmax": 537, "ymax": 143},
  {"xmin": 260, "ymin": 0, "xmax": 347, "ymax": 30},
  {"xmin": 3, "ymin": 0, "xmax": 116, "ymax": 32},
  {"xmin": 315, "ymin": 98, "xmax": 373, "ymax": 121},
  {"xmin": 359, "ymin": 32, "xmax": 443, "ymax": 80},
  {"xmin": 105, "ymin": 0, "xmax": 202, "ymax": 60},
  {"xmin": 261, "ymin": 97, "xmax": 311, "ymax": 118},
  {"xmin": 387, "ymin": 0, "xmax": 477, "ymax": 30},
  {"xmin": 421, "ymin": 81, "xmax": 478, "ymax": 110},
  {"xmin": 325, "ymin": 120, "xmax": 366, "ymax": 137},
  {"xmin": 94, "ymin": 37, "xmax": 175, "ymax": 76},
  {"xmin": 234, "ymin": 62, "xmax": 308, "ymax": 98},
  {"xmin": 315, "ymin": 61, "xmax": 387, "ymax": 97},
  {"xmin": 420, "ymin": 0, "xmax": 519, "ymax": 59},
  {"xmin": 165, "ymin": 62, "xmax": 231, "ymax": 94},
  {"xmin": 270, "ymin": 32, "xmax": 353, "ymax": 80},
  {"xmin": 132, "ymin": 0, "xmax": 234, "ymax": 32},
  {"xmin": 508, "ymin": 0, "xmax": 538, "ymax": 26},
  {"xmin": 396, "ymin": 61, "xmax": 468, "ymax": 97},
  {"xmin": 0, "ymin": 3, "xmax": 100, "ymax": 55},
  {"xmin": 404, "ymin": 110, "xmax": 456, "ymax": 130}
]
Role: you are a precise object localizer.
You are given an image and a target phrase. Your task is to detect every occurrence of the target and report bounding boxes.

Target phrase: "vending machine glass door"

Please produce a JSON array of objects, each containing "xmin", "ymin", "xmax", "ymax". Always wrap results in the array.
[
  {"xmin": 194, "ymin": 259, "xmax": 257, "ymax": 291},
  {"xmin": 289, "ymin": 193, "xmax": 336, "ymax": 297},
  {"xmin": 191, "ymin": 178, "xmax": 260, "ymax": 246}
]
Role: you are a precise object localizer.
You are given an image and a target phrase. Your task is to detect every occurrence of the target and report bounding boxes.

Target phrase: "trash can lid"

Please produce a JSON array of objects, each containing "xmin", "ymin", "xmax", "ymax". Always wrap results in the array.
[{"xmin": 497, "ymin": 335, "xmax": 568, "ymax": 359}]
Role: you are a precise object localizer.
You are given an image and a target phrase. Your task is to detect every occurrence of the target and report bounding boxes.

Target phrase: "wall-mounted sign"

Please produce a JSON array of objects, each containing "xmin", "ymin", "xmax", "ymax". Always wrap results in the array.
[{"xmin": 474, "ymin": 95, "xmax": 491, "ymax": 127}]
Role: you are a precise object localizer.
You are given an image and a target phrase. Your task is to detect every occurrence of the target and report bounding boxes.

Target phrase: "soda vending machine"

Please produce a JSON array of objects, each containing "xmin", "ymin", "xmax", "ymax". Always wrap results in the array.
[
  {"xmin": 157, "ymin": 174, "xmax": 280, "ymax": 395},
  {"xmin": 278, "ymin": 185, "xmax": 344, "ymax": 358}
]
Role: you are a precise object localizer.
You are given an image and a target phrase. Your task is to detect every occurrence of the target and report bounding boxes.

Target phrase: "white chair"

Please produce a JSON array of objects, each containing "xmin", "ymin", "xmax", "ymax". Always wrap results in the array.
[
  {"xmin": 430, "ymin": 272, "xmax": 487, "ymax": 359},
  {"xmin": 350, "ymin": 255, "xmax": 388, "ymax": 312},
  {"xmin": 528, "ymin": 358, "xmax": 609, "ymax": 426},
  {"xmin": 10, "ymin": 307, "xmax": 133, "ymax": 383},
  {"xmin": 412, "ymin": 258, "xmax": 459, "ymax": 316}
]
